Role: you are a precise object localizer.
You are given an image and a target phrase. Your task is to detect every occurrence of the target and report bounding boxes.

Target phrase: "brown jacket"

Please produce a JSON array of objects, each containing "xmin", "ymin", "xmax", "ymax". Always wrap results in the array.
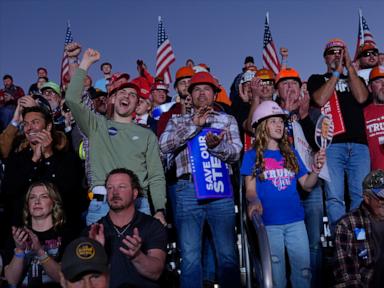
[{"xmin": 0, "ymin": 124, "xmax": 18, "ymax": 159}]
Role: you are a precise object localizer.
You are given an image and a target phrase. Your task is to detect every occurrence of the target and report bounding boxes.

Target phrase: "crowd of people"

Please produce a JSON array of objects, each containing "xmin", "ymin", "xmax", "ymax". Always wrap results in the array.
[{"xmin": 0, "ymin": 38, "xmax": 384, "ymax": 288}]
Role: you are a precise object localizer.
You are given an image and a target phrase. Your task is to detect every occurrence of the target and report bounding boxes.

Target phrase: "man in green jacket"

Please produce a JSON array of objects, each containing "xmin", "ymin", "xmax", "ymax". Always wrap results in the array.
[{"xmin": 66, "ymin": 47, "xmax": 166, "ymax": 226}]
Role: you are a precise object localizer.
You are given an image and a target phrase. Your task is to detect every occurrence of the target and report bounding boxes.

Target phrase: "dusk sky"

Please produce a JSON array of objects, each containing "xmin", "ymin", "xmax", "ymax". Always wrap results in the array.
[{"xmin": 1, "ymin": 0, "xmax": 383, "ymax": 94}]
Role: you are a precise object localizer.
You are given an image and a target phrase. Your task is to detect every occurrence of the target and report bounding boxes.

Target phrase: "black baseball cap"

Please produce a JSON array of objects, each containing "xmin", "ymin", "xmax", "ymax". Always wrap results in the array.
[{"xmin": 61, "ymin": 237, "xmax": 108, "ymax": 281}]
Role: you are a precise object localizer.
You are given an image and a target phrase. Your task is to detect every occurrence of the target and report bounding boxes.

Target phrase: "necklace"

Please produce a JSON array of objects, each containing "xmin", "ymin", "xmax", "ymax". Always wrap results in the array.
[{"xmin": 112, "ymin": 224, "xmax": 130, "ymax": 238}]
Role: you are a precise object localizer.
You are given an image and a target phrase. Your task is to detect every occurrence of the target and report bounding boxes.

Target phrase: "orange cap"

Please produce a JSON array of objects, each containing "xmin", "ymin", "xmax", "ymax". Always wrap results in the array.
[
  {"xmin": 369, "ymin": 66, "xmax": 384, "ymax": 82},
  {"xmin": 358, "ymin": 43, "xmax": 379, "ymax": 58},
  {"xmin": 175, "ymin": 66, "xmax": 194, "ymax": 84},
  {"xmin": 256, "ymin": 68, "xmax": 275, "ymax": 81},
  {"xmin": 188, "ymin": 72, "xmax": 221, "ymax": 94},
  {"xmin": 275, "ymin": 68, "xmax": 302, "ymax": 87}
]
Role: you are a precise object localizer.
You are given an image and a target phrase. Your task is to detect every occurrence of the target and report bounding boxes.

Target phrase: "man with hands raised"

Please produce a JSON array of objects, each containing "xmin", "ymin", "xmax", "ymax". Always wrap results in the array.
[
  {"xmin": 65, "ymin": 48, "xmax": 166, "ymax": 226},
  {"xmin": 307, "ymin": 39, "xmax": 370, "ymax": 231},
  {"xmin": 159, "ymin": 71, "xmax": 242, "ymax": 288}
]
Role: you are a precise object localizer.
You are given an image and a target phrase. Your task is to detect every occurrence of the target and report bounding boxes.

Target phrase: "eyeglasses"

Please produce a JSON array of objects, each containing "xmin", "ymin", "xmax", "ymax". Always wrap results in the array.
[
  {"xmin": 325, "ymin": 49, "xmax": 343, "ymax": 56},
  {"xmin": 42, "ymin": 90, "xmax": 58, "ymax": 97},
  {"xmin": 361, "ymin": 50, "xmax": 379, "ymax": 58}
]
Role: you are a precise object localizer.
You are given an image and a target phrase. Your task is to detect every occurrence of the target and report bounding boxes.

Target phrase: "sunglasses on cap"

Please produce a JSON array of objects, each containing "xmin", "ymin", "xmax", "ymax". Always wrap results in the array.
[
  {"xmin": 361, "ymin": 50, "xmax": 379, "ymax": 58},
  {"xmin": 260, "ymin": 80, "xmax": 274, "ymax": 86},
  {"xmin": 325, "ymin": 49, "xmax": 343, "ymax": 56},
  {"xmin": 364, "ymin": 170, "xmax": 384, "ymax": 190}
]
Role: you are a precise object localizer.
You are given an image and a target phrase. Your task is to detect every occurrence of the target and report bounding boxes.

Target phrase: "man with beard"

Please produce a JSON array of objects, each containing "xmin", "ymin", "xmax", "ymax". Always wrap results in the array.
[
  {"xmin": 88, "ymin": 168, "xmax": 167, "ymax": 288},
  {"xmin": 1, "ymin": 74, "xmax": 25, "ymax": 101},
  {"xmin": 159, "ymin": 71, "xmax": 242, "ymax": 288},
  {"xmin": 40, "ymin": 81, "xmax": 64, "ymax": 128},
  {"xmin": 156, "ymin": 66, "xmax": 194, "ymax": 137},
  {"xmin": 307, "ymin": 38, "xmax": 370, "ymax": 231},
  {"xmin": 65, "ymin": 48, "xmax": 166, "ymax": 226},
  {"xmin": 89, "ymin": 87, "xmax": 108, "ymax": 116},
  {"xmin": 357, "ymin": 43, "xmax": 380, "ymax": 84},
  {"xmin": 333, "ymin": 170, "xmax": 384, "ymax": 287},
  {"xmin": 364, "ymin": 66, "xmax": 384, "ymax": 170}
]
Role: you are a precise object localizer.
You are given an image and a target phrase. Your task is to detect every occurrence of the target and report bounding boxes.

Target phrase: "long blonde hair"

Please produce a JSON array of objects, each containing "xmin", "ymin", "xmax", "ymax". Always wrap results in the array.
[
  {"xmin": 23, "ymin": 181, "xmax": 65, "ymax": 229},
  {"xmin": 252, "ymin": 118, "xmax": 298, "ymax": 180}
]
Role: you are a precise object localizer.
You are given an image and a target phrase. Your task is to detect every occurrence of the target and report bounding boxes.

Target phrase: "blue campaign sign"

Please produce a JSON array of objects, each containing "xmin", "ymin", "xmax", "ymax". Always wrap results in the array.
[{"xmin": 187, "ymin": 127, "xmax": 233, "ymax": 200}]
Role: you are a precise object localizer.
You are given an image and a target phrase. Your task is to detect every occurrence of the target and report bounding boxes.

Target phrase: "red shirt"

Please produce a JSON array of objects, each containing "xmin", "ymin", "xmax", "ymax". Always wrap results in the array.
[{"xmin": 364, "ymin": 103, "xmax": 384, "ymax": 170}]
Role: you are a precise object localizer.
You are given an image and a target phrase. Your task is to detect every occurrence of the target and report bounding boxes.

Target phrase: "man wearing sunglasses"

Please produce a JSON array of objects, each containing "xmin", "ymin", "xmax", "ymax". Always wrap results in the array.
[
  {"xmin": 364, "ymin": 66, "xmax": 384, "ymax": 171},
  {"xmin": 333, "ymin": 169, "xmax": 384, "ymax": 287},
  {"xmin": 357, "ymin": 43, "xmax": 380, "ymax": 84},
  {"xmin": 307, "ymin": 39, "xmax": 370, "ymax": 232}
]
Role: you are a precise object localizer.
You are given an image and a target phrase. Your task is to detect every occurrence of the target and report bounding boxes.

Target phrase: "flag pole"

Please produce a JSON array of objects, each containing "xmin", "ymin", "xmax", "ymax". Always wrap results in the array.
[{"xmin": 358, "ymin": 9, "xmax": 364, "ymax": 46}]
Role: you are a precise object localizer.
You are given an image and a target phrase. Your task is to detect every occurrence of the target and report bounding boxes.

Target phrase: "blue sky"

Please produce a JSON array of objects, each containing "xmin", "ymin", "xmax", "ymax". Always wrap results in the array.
[{"xmin": 1, "ymin": 0, "xmax": 383, "ymax": 94}]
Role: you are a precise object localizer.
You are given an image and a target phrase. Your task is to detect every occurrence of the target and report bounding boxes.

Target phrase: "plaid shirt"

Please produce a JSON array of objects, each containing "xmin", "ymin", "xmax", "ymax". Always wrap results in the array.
[
  {"xmin": 159, "ymin": 112, "xmax": 242, "ymax": 177},
  {"xmin": 333, "ymin": 204, "xmax": 375, "ymax": 288}
]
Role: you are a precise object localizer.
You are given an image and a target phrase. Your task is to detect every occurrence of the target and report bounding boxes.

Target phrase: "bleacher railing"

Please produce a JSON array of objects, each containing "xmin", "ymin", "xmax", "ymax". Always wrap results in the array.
[{"xmin": 239, "ymin": 177, "xmax": 273, "ymax": 288}]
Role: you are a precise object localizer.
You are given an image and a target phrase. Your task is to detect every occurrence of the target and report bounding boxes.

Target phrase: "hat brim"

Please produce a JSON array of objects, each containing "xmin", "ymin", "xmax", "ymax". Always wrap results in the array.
[
  {"xmin": 252, "ymin": 113, "xmax": 287, "ymax": 128},
  {"xmin": 369, "ymin": 75, "xmax": 384, "ymax": 83},
  {"xmin": 41, "ymin": 85, "xmax": 61, "ymax": 96},
  {"xmin": 62, "ymin": 263, "xmax": 108, "ymax": 282},
  {"xmin": 174, "ymin": 76, "xmax": 193, "ymax": 88},
  {"xmin": 109, "ymin": 83, "xmax": 140, "ymax": 96},
  {"xmin": 275, "ymin": 77, "xmax": 302, "ymax": 88},
  {"xmin": 187, "ymin": 82, "xmax": 221, "ymax": 94}
]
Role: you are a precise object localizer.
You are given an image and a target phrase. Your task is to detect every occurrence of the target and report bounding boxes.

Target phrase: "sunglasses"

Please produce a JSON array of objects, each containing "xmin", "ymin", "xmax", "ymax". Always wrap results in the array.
[
  {"xmin": 361, "ymin": 50, "xmax": 379, "ymax": 58},
  {"xmin": 325, "ymin": 49, "xmax": 343, "ymax": 56}
]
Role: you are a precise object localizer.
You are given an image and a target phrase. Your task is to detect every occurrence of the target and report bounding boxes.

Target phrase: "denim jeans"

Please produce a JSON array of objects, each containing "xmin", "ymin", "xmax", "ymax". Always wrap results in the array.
[
  {"xmin": 301, "ymin": 182, "xmax": 323, "ymax": 288},
  {"xmin": 169, "ymin": 182, "xmax": 217, "ymax": 282},
  {"xmin": 324, "ymin": 143, "xmax": 370, "ymax": 229},
  {"xmin": 266, "ymin": 221, "xmax": 311, "ymax": 288},
  {"xmin": 174, "ymin": 180, "xmax": 240, "ymax": 288},
  {"xmin": 86, "ymin": 196, "xmax": 151, "ymax": 225}
]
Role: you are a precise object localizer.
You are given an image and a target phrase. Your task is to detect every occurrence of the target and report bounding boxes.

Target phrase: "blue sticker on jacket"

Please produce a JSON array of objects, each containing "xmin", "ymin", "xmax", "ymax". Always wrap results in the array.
[
  {"xmin": 354, "ymin": 227, "xmax": 366, "ymax": 241},
  {"xmin": 108, "ymin": 127, "xmax": 118, "ymax": 136}
]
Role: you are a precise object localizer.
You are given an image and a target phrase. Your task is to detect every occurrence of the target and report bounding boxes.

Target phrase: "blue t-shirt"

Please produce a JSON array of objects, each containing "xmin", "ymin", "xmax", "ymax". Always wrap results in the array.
[{"xmin": 240, "ymin": 148, "xmax": 308, "ymax": 225}]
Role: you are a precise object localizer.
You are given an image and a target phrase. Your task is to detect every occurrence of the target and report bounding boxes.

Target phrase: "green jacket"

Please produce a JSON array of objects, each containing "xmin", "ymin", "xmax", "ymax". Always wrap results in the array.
[{"xmin": 66, "ymin": 68, "xmax": 166, "ymax": 211}]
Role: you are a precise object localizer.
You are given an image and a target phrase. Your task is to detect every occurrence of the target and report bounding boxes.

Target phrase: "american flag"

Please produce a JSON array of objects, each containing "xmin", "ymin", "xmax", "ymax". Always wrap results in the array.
[
  {"xmin": 156, "ymin": 16, "xmax": 175, "ymax": 85},
  {"xmin": 262, "ymin": 12, "xmax": 280, "ymax": 75},
  {"xmin": 354, "ymin": 9, "xmax": 376, "ymax": 60},
  {"xmin": 60, "ymin": 21, "xmax": 74, "ymax": 92}
]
